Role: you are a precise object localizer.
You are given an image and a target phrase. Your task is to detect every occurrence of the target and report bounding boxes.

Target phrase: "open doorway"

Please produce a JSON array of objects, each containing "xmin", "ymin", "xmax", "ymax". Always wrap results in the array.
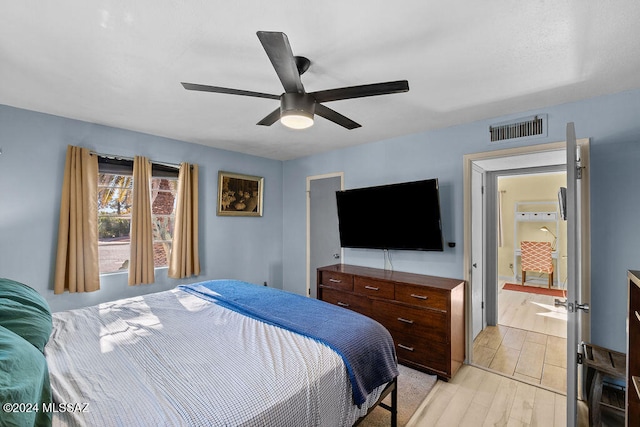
[
  {"xmin": 473, "ymin": 169, "xmax": 568, "ymax": 393},
  {"xmin": 463, "ymin": 141, "xmax": 580, "ymax": 395}
]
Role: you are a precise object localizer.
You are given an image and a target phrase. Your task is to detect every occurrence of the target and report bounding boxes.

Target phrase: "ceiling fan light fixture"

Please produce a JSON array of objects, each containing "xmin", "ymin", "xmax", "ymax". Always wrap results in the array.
[
  {"xmin": 280, "ymin": 93, "xmax": 315, "ymax": 129},
  {"xmin": 281, "ymin": 111, "xmax": 314, "ymax": 129}
]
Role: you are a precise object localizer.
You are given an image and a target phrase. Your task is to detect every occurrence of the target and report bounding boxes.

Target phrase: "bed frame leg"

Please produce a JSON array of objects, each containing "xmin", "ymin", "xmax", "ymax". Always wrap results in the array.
[
  {"xmin": 390, "ymin": 379, "xmax": 398, "ymax": 427},
  {"xmin": 354, "ymin": 377, "xmax": 398, "ymax": 427}
]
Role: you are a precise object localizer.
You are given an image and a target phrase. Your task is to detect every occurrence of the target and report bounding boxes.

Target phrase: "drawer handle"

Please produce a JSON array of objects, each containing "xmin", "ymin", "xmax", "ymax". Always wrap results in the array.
[
  {"xmin": 397, "ymin": 317, "xmax": 414, "ymax": 324},
  {"xmin": 364, "ymin": 285, "xmax": 380, "ymax": 291},
  {"xmin": 636, "ymin": 311, "xmax": 640, "ymax": 322},
  {"xmin": 337, "ymin": 302, "xmax": 349, "ymax": 307},
  {"xmin": 329, "ymin": 278, "xmax": 342, "ymax": 283},
  {"xmin": 410, "ymin": 294, "xmax": 428, "ymax": 300},
  {"xmin": 398, "ymin": 344, "xmax": 414, "ymax": 352}
]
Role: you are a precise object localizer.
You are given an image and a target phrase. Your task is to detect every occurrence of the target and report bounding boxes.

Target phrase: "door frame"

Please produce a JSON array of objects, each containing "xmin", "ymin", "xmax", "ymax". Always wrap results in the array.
[
  {"xmin": 463, "ymin": 140, "xmax": 590, "ymax": 363},
  {"xmin": 306, "ymin": 172, "xmax": 344, "ymax": 298},
  {"xmin": 485, "ymin": 164, "xmax": 567, "ymax": 324},
  {"xmin": 471, "ymin": 164, "xmax": 486, "ymax": 340}
]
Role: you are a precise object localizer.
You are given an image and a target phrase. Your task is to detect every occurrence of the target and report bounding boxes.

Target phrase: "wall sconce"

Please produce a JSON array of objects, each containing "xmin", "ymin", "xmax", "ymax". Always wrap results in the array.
[{"xmin": 540, "ymin": 226, "xmax": 557, "ymax": 251}]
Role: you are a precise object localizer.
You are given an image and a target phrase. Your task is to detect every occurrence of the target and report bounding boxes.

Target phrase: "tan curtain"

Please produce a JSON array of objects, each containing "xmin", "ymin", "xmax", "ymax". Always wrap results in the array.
[
  {"xmin": 168, "ymin": 163, "xmax": 200, "ymax": 278},
  {"xmin": 128, "ymin": 156, "xmax": 155, "ymax": 285},
  {"xmin": 54, "ymin": 145, "xmax": 100, "ymax": 294}
]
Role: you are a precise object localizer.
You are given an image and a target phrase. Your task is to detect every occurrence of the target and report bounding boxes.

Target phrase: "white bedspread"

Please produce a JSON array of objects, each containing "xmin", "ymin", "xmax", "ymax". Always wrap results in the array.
[{"xmin": 45, "ymin": 289, "xmax": 384, "ymax": 426}]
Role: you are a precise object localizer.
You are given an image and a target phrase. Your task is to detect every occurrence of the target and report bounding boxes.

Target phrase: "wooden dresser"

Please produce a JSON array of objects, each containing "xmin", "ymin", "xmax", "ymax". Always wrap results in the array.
[
  {"xmin": 317, "ymin": 263, "xmax": 465, "ymax": 380},
  {"xmin": 627, "ymin": 270, "xmax": 640, "ymax": 426}
]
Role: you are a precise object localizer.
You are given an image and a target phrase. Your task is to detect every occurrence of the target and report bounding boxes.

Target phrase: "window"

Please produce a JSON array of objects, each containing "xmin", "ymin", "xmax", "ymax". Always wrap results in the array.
[
  {"xmin": 98, "ymin": 173, "xmax": 133, "ymax": 273},
  {"xmin": 151, "ymin": 177, "xmax": 178, "ymax": 268},
  {"xmin": 97, "ymin": 157, "xmax": 179, "ymax": 274}
]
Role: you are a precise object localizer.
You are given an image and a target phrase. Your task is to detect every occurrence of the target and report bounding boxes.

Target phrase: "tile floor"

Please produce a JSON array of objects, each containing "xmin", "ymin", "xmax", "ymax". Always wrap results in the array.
[
  {"xmin": 473, "ymin": 324, "xmax": 567, "ymax": 393},
  {"xmin": 473, "ymin": 281, "xmax": 568, "ymax": 393}
]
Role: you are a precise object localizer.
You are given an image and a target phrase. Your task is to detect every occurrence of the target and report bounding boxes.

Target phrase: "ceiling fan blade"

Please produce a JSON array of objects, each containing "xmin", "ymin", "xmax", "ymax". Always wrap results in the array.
[
  {"xmin": 256, "ymin": 108, "xmax": 281, "ymax": 126},
  {"xmin": 181, "ymin": 82, "xmax": 279, "ymax": 100},
  {"xmin": 311, "ymin": 80, "xmax": 409, "ymax": 103},
  {"xmin": 256, "ymin": 31, "xmax": 305, "ymax": 94},
  {"xmin": 315, "ymin": 104, "xmax": 361, "ymax": 130}
]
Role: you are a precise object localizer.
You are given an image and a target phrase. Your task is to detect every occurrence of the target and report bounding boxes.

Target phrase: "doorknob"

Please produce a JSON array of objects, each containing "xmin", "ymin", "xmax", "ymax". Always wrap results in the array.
[
  {"xmin": 576, "ymin": 302, "xmax": 590, "ymax": 313},
  {"xmin": 554, "ymin": 299, "xmax": 589, "ymax": 313},
  {"xmin": 333, "ymin": 253, "xmax": 340, "ymax": 259},
  {"xmin": 554, "ymin": 298, "xmax": 567, "ymax": 308}
]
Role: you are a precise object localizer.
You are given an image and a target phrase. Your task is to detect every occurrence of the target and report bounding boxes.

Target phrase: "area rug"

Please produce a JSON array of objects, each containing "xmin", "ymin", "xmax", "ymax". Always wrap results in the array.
[
  {"xmin": 359, "ymin": 364, "xmax": 437, "ymax": 427},
  {"xmin": 503, "ymin": 282, "xmax": 566, "ymax": 298}
]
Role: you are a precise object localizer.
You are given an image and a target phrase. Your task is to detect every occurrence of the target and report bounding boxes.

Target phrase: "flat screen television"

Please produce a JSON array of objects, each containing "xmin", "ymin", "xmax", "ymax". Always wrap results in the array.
[{"xmin": 335, "ymin": 179, "xmax": 444, "ymax": 251}]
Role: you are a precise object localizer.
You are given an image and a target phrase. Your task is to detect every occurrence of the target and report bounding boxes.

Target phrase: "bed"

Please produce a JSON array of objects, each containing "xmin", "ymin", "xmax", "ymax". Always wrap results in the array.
[{"xmin": 1, "ymin": 278, "xmax": 398, "ymax": 426}]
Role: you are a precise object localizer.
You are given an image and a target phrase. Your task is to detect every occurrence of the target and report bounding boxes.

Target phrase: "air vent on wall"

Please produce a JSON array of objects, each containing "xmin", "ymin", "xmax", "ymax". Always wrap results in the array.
[{"xmin": 489, "ymin": 114, "xmax": 547, "ymax": 143}]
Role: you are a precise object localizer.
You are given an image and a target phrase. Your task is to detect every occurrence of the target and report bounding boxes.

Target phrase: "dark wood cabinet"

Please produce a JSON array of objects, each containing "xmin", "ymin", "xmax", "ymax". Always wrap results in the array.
[
  {"xmin": 317, "ymin": 263, "xmax": 465, "ymax": 380},
  {"xmin": 628, "ymin": 270, "xmax": 640, "ymax": 426}
]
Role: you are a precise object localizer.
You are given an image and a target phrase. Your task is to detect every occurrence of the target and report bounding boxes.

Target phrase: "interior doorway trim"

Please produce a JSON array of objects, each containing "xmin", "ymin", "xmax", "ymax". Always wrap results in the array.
[
  {"xmin": 463, "ymin": 141, "xmax": 567, "ymax": 361},
  {"xmin": 306, "ymin": 172, "xmax": 344, "ymax": 298}
]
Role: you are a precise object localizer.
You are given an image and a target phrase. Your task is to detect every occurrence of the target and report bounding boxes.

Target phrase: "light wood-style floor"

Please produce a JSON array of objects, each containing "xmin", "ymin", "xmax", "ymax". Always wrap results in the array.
[
  {"xmin": 406, "ymin": 363, "xmax": 628, "ymax": 427},
  {"xmin": 496, "ymin": 282, "xmax": 567, "ymax": 339},
  {"xmin": 406, "ymin": 364, "xmax": 568, "ymax": 426},
  {"xmin": 406, "ymin": 282, "xmax": 572, "ymax": 426}
]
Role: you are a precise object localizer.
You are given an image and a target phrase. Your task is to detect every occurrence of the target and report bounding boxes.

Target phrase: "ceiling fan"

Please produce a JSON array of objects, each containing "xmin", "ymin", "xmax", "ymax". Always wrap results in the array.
[{"xmin": 181, "ymin": 31, "xmax": 409, "ymax": 130}]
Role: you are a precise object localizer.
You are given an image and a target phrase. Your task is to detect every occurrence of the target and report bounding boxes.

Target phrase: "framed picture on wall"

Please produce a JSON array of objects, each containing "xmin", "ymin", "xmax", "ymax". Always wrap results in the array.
[{"xmin": 217, "ymin": 171, "xmax": 264, "ymax": 217}]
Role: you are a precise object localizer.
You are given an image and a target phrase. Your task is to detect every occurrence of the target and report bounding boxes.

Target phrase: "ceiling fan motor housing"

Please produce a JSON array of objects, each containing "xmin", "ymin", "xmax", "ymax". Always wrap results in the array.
[{"xmin": 281, "ymin": 93, "xmax": 315, "ymax": 116}]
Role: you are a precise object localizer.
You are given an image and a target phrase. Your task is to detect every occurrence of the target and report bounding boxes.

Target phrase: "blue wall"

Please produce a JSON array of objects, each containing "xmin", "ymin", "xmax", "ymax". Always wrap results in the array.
[
  {"xmin": 0, "ymin": 105, "xmax": 283, "ymax": 312},
  {"xmin": 282, "ymin": 88, "xmax": 640, "ymax": 353},
  {"xmin": 2, "ymin": 88, "xmax": 639, "ymax": 352}
]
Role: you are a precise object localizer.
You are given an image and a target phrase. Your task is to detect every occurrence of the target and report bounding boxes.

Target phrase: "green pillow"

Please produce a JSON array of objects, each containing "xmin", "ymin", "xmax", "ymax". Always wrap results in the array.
[
  {"xmin": 0, "ymin": 278, "xmax": 52, "ymax": 353},
  {"xmin": 0, "ymin": 325, "xmax": 52, "ymax": 427}
]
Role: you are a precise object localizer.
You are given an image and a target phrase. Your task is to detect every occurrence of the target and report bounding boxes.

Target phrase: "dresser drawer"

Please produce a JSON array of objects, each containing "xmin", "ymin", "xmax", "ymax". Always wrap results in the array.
[
  {"xmin": 393, "ymin": 330, "xmax": 448, "ymax": 374},
  {"xmin": 320, "ymin": 288, "xmax": 370, "ymax": 316},
  {"xmin": 395, "ymin": 284, "xmax": 447, "ymax": 311},
  {"xmin": 354, "ymin": 277, "xmax": 394, "ymax": 299},
  {"xmin": 320, "ymin": 271, "xmax": 354, "ymax": 291},
  {"xmin": 371, "ymin": 300, "xmax": 447, "ymax": 343}
]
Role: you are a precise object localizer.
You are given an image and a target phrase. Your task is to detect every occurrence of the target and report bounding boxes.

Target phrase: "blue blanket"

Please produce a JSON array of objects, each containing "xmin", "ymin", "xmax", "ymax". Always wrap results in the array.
[{"xmin": 179, "ymin": 280, "xmax": 398, "ymax": 405}]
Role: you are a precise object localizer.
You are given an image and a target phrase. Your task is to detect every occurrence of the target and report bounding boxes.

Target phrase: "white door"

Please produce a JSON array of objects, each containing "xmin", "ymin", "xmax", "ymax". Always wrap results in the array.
[
  {"xmin": 471, "ymin": 165, "xmax": 485, "ymax": 340},
  {"xmin": 565, "ymin": 122, "xmax": 590, "ymax": 426}
]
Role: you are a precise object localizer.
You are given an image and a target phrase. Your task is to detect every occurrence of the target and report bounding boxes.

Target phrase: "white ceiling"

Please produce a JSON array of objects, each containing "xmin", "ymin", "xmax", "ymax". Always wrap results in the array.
[{"xmin": 2, "ymin": 1, "xmax": 640, "ymax": 161}]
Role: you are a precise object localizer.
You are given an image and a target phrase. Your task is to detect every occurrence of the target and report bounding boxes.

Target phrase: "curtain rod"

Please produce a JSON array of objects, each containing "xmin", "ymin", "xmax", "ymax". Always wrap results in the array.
[{"xmin": 91, "ymin": 151, "xmax": 181, "ymax": 169}]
